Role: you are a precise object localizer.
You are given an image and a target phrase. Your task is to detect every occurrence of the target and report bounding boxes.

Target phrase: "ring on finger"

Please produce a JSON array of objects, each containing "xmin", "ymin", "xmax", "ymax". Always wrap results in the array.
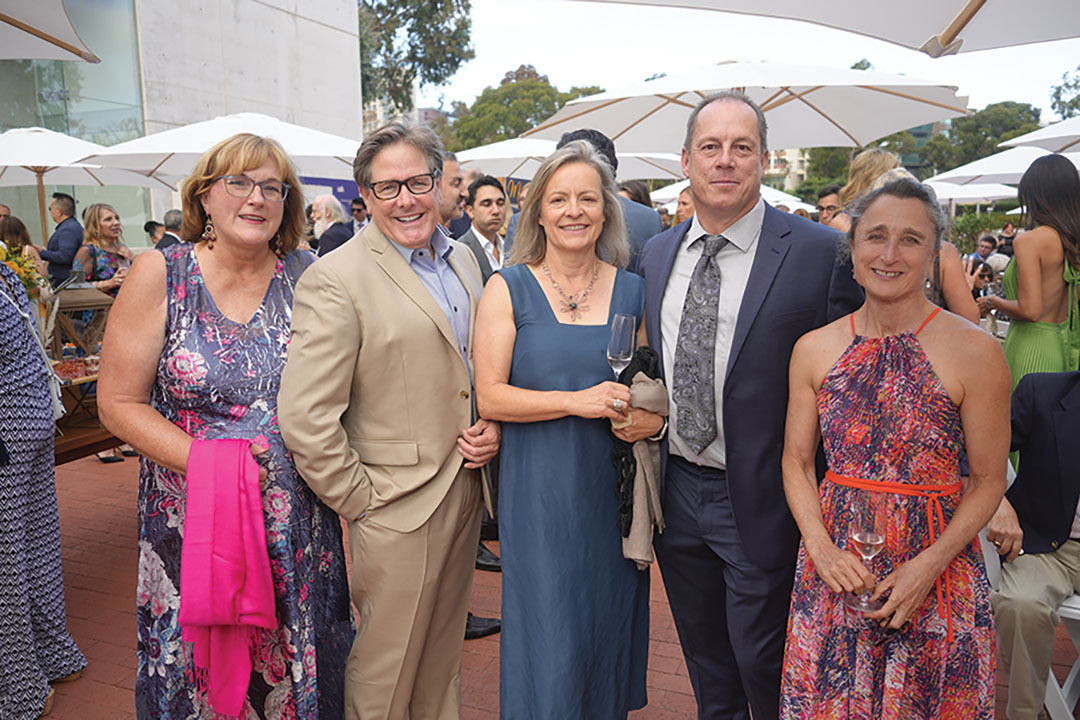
[{"xmin": 613, "ymin": 398, "xmax": 625, "ymax": 412}]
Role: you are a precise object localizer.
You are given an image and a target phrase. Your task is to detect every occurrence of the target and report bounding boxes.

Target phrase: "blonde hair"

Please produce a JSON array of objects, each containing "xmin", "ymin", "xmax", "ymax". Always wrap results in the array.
[
  {"xmin": 83, "ymin": 203, "xmax": 125, "ymax": 249},
  {"xmin": 180, "ymin": 133, "xmax": 305, "ymax": 255},
  {"xmin": 508, "ymin": 141, "xmax": 629, "ymax": 268},
  {"xmin": 839, "ymin": 148, "xmax": 901, "ymax": 208}
]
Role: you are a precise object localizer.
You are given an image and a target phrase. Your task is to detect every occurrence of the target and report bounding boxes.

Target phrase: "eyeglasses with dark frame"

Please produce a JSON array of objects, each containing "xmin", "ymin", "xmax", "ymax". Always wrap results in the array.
[
  {"xmin": 213, "ymin": 174, "xmax": 290, "ymax": 202},
  {"xmin": 365, "ymin": 172, "xmax": 439, "ymax": 201}
]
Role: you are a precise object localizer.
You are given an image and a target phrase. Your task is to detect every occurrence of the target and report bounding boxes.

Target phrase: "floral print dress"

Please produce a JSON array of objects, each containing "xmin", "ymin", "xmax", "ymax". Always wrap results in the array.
[{"xmin": 136, "ymin": 244, "xmax": 353, "ymax": 720}]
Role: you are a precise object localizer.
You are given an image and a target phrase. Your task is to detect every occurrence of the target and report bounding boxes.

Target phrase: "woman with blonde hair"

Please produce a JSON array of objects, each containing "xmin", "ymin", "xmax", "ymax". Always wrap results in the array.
[
  {"xmin": 98, "ymin": 133, "xmax": 352, "ymax": 719},
  {"xmin": 476, "ymin": 140, "xmax": 660, "ymax": 718},
  {"xmin": 73, "ymin": 203, "xmax": 134, "ymax": 296}
]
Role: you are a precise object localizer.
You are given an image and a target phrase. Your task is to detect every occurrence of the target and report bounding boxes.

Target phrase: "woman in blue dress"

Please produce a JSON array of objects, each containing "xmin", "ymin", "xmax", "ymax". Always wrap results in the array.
[
  {"xmin": 98, "ymin": 134, "xmax": 352, "ymax": 719},
  {"xmin": 474, "ymin": 140, "xmax": 664, "ymax": 719}
]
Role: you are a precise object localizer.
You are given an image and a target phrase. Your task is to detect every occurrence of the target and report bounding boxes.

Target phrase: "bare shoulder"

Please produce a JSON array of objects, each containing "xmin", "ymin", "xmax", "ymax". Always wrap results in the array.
[
  {"xmin": 792, "ymin": 315, "xmax": 854, "ymax": 389},
  {"xmin": 921, "ymin": 310, "xmax": 1007, "ymax": 399},
  {"xmin": 120, "ymin": 248, "xmax": 167, "ymax": 302},
  {"xmin": 938, "ymin": 240, "xmax": 962, "ymax": 261}
]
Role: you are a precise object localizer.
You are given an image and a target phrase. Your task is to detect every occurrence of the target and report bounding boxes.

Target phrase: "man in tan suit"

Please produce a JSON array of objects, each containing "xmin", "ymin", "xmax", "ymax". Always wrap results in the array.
[{"xmin": 279, "ymin": 123, "xmax": 500, "ymax": 720}]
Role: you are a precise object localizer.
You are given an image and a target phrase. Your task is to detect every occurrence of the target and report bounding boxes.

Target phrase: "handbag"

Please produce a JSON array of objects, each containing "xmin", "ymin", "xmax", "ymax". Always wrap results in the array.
[{"xmin": 0, "ymin": 274, "xmax": 66, "ymax": 421}]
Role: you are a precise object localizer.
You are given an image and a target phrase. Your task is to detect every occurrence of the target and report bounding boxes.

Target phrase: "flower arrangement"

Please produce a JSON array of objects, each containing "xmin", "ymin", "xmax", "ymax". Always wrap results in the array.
[{"xmin": 0, "ymin": 246, "xmax": 48, "ymax": 294}]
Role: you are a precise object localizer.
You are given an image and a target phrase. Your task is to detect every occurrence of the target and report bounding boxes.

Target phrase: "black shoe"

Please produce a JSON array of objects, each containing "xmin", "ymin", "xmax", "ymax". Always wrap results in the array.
[
  {"xmin": 464, "ymin": 612, "xmax": 501, "ymax": 640},
  {"xmin": 96, "ymin": 451, "xmax": 124, "ymax": 464},
  {"xmin": 480, "ymin": 519, "xmax": 499, "ymax": 542},
  {"xmin": 476, "ymin": 541, "xmax": 501, "ymax": 572}
]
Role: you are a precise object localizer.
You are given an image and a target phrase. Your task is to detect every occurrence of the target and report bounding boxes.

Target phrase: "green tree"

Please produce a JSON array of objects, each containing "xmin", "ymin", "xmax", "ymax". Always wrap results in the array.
[
  {"xmin": 922, "ymin": 101, "xmax": 1041, "ymax": 174},
  {"xmin": 453, "ymin": 65, "xmax": 602, "ymax": 149},
  {"xmin": 359, "ymin": 0, "xmax": 475, "ymax": 112},
  {"xmin": 1051, "ymin": 64, "xmax": 1080, "ymax": 119}
]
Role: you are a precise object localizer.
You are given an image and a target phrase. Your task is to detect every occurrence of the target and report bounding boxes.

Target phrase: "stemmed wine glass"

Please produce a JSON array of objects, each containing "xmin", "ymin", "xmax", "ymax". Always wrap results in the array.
[
  {"xmin": 844, "ymin": 488, "xmax": 886, "ymax": 613},
  {"xmin": 607, "ymin": 313, "xmax": 635, "ymax": 380}
]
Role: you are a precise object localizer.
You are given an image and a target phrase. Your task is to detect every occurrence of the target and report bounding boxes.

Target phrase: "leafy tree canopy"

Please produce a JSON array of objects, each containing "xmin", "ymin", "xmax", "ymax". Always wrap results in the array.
[
  {"xmin": 453, "ymin": 65, "xmax": 602, "ymax": 150},
  {"xmin": 922, "ymin": 101, "xmax": 1041, "ymax": 173},
  {"xmin": 359, "ymin": 0, "xmax": 475, "ymax": 112},
  {"xmin": 1051, "ymin": 64, "xmax": 1080, "ymax": 119}
]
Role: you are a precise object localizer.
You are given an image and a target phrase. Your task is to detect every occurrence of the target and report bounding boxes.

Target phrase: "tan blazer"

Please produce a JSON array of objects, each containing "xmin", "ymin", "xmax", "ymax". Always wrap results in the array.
[{"xmin": 279, "ymin": 222, "xmax": 491, "ymax": 533}]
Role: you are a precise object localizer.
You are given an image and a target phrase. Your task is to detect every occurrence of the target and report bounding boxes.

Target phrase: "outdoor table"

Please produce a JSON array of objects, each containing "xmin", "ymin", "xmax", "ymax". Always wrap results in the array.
[{"xmin": 52, "ymin": 287, "xmax": 114, "ymax": 358}]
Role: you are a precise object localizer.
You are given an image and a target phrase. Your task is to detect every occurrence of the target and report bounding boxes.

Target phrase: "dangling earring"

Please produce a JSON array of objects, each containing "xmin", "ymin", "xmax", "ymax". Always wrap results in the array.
[
  {"xmin": 269, "ymin": 234, "xmax": 286, "ymax": 259},
  {"xmin": 202, "ymin": 215, "xmax": 216, "ymax": 249}
]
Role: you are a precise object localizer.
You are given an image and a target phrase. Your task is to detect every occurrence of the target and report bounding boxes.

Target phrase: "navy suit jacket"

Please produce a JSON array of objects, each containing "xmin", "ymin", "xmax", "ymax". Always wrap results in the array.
[
  {"xmin": 1008, "ymin": 371, "xmax": 1080, "ymax": 555},
  {"xmin": 40, "ymin": 216, "xmax": 83, "ymax": 283},
  {"xmin": 316, "ymin": 222, "xmax": 355, "ymax": 257},
  {"xmin": 639, "ymin": 203, "xmax": 862, "ymax": 569},
  {"xmin": 620, "ymin": 196, "xmax": 663, "ymax": 275}
]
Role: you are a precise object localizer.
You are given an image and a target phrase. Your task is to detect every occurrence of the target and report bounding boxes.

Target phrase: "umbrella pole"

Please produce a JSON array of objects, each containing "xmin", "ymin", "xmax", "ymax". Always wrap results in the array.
[{"xmin": 36, "ymin": 170, "xmax": 49, "ymax": 246}]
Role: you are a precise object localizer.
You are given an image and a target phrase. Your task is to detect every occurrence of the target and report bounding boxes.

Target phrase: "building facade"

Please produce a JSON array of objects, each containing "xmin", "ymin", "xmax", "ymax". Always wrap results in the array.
[{"xmin": 0, "ymin": 0, "xmax": 361, "ymax": 245}]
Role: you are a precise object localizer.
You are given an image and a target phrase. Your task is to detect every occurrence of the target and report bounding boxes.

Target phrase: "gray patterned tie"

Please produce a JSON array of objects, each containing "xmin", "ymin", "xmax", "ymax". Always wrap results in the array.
[{"xmin": 673, "ymin": 234, "xmax": 728, "ymax": 455}]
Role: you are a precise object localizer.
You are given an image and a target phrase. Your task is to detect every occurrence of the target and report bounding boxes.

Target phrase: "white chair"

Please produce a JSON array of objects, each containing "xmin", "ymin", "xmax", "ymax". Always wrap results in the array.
[{"xmin": 1045, "ymin": 594, "xmax": 1080, "ymax": 720}]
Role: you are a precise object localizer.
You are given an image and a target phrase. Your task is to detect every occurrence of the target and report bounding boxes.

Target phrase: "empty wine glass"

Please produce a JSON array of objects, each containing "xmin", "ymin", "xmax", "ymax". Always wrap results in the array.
[
  {"xmin": 844, "ymin": 488, "xmax": 886, "ymax": 613},
  {"xmin": 607, "ymin": 313, "xmax": 635, "ymax": 380}
]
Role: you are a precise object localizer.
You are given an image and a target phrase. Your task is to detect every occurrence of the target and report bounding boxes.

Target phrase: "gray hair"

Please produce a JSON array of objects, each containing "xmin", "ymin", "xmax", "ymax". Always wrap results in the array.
[
  {"xmin": 352, "ymin": 122, "xmax": 444, "ymax": 189},
  {"xmin": 163, "ymin": 208, "xmax": 182, "ymax": 231},
  {"xmin": 313, "ymin": 194, "xmax": 348, "ymax": 224},
  {"xmin": 508, "ymin": 140, "xmax": 629, "ymax": 268},
  {"xmin": 683, "ymin": 90, "xmax": 768, "ymax": 152},
  {"xmin": 442, "ymin": 151, "xmax": 458, "ymax": 164},
  {"xmin": 846, "ymin": 178, "xmax": 948, "ymax": 254}
]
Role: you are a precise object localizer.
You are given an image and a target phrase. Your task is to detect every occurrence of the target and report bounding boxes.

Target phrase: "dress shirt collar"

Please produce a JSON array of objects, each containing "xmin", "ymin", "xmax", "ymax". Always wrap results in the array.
[
  {"xmin": 389, "ymin": 226, "xmax": 453, "ymax": 264},
  {"xmin": 685, "ymin": 197, "xmax": 765, "ymax": 253},
  {"xmin": 477, "ymin": 230, "xmax": 503, "ymax": 269}
]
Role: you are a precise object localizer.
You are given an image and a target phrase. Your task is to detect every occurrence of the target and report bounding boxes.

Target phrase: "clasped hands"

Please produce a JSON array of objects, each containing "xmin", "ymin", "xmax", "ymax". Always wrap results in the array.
[
  {"xmin": 458, "ymin": 418, "xmax": 501, "ymax": 469},
  {"xmin": 578, "ymin": 381, "xmax": 664, "ymax": 443},
  {"xmin": 808, "ymin": 538, "xmax": 943, "ymax": 633}
]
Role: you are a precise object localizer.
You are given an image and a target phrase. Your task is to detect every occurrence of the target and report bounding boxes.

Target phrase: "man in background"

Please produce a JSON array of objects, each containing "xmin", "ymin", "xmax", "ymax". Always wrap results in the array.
[
  {"xmin": 313, "ymin": 194, "xmax": 354, "ymax": 257},
  {"xmin": 815, "ymin": 185, "xmax": 841, "ymax": 225},
  {"xmin": 459, "ymin": 176, "xmax": 507, "ymax": 281},
  {"xmin": 158, "ymin": 209, "xmax": 183, "ymax": 249},
  {"xmin": 31, "ymin": 192, "xmax": 82, "ymax": 284},
  {"xmin": 350, "ymin": 197, "xmax": 368, "ymax": 235}
]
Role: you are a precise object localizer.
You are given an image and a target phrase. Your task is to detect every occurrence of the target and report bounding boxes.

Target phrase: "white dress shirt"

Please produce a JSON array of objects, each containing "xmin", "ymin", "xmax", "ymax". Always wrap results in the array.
[
  {"xmin": 661, "ymin": 198, "xmax": 764, "ymax": 469},
  {"xmin": 477, "ymin": 231, "xmax": 503, "ymax": 271}
]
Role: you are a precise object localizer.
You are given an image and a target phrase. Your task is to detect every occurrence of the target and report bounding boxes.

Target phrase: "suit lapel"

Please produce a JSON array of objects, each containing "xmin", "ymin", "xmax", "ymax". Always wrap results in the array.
[
  {"xmin": 1054, "ymin": 380, "xmax": 1080, "ymax": 525},
  {"xmin": 462, "ymin": 230, "xmax": 494, "ymax": 283},
  {"xmin": 447, "ymin": 241, "xmax": 484, "ymax": 354},
  {"xmin": 726, "ymin": 205, "xmax": 790, "ymax": 382},
  {"xmin": 366, "ymin": 225, "xmax": 464, "ymax": 364},
  {"xmin": 647, "ymin": 221, "xmax": 688, "ymax": 382}
]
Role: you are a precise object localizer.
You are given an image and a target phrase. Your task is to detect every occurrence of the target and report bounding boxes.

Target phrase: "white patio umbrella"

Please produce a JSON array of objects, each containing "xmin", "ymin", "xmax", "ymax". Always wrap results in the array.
[
  {"xmin": 571, "ymin": 0, "xmax": 1080, "ymax": 57},
  {"xmin": 1000, "ymin": 115, "xmax": 1080, "ymax": 154},
  {"xmin": 0, "ymin": 0, "xmax": 100, "ymax": 62},
  {"xmin": 455, "ymin": 137, "xmax": 684, "ymax": 180},
  {"xmin": 522, "ymin": 60, "xmax": 969, "ymax": 154},
  {"xmin": 79, "ymin": 112, "xmax": 361, "ymax": 181},
  {"xmin": 927, "ymin": 146, "xmax": 1080, "ymax": 185},
  {"xmin": 0, "ymin": 127, "xmax": 177, "ymax": 244},
  {"xmin": 651, "ymin": 177, "xmax": 814, "ymax": 212},
  {"xmin": 925, "ymin": 180, "xmax": 1016, "ymax": 203}
]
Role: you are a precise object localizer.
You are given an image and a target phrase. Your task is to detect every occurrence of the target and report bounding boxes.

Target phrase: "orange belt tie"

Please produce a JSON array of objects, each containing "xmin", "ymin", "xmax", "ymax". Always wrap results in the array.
[{"xmin": 825, "ymin": 469, "xmax": 963, "ymax": 645}]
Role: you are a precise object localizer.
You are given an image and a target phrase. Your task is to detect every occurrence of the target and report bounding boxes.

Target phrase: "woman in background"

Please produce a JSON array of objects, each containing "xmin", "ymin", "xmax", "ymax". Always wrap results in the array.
[{"xmin": 75, "ymin": 203, "xmax": 134, "ymax": 297}]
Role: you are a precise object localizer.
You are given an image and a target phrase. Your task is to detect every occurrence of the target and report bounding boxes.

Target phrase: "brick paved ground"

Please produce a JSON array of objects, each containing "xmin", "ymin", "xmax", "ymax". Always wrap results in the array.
[{"xmin": 46, "ymin": 455, "xmax": 1080, "ymax": 718}]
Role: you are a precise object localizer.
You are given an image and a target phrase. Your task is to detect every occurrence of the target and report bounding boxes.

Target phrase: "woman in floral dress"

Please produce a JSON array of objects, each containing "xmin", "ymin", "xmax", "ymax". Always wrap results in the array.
[
  {"xmin": 75, "ymin": 203, "xmax": 135, "ymax": 296},
  {"xmin": 780, "ymin": 179, "xmax": 1009, "ymax": 718},
  {"xmin": 99, "ymin": 134, "xmax": 352, "ymax": 720}
]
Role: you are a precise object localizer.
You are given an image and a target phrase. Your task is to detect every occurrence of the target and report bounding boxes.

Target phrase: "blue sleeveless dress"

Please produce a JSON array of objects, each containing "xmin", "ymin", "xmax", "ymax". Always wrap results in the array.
[
  {"xmin": 135, "ymin": 244, "xmax": 353, "ymax": 719},
  {"xmin": 498, "ymin": 264, "xmax": 650, "ymax": 719}
]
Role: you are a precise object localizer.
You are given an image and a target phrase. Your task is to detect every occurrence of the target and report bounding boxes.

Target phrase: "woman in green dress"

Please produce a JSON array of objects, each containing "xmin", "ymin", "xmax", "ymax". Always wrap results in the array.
[{"xmin": 978, "ymin": 154, "xmax": 1080, "ymax": 388}]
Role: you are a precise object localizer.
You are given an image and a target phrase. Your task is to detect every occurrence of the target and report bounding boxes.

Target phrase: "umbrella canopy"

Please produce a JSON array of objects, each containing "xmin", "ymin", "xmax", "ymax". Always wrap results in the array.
[
  {"xmin": 0, "ymin": 127, "xmax": 176, "ymax": 244},
  {"xmin": 522, "ymin": 60, "xmax": 969, "ymax": 154},
  {"xmin": 455, "ymin": 137, "xmax": 683, "ymax": 180},
  {"xmin": 926, "ymin": 146, "xmax": 1080, "ymax": 185},
  {"xmin": 570, "ymin": 0, "xmax": 1080, "ymax": 57},
  {"xmin": 79, "ymin": 112, "xmax": 361, "ymax": 181},
  {"xmin": 0, "ymin": 0, "xmax": 99, "ymax": 62},
  {"xmin": 1001, "ymin": 115, "xmax": 1080, "ymax": 153},
  {"xmin": 651, "ymin": 177, "xmax": 814, "ymax": 212},
  {"xmin": 925, "ymin": 180, "xmax": 1016, "ymax": 203}
]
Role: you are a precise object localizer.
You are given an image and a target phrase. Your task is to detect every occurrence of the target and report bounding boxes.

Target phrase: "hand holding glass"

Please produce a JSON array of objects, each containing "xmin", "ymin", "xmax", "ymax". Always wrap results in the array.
[
  {"xmin": 844, "ymin": 489, "xmax": 886, "ymax": 613},
  {"xmin": 607, "ymin": 313, "xmax": 635, "ymax": 380}
]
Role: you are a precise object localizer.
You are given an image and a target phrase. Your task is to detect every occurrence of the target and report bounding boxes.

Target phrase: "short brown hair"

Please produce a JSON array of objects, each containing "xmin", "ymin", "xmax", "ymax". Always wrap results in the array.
[
  {"xmin": 180, "ymin": 133, "xmax": 305, "ymax": 255},
  {"xmin": 352, "ymin": 122, "xmax": 444, "ymax": 189}
]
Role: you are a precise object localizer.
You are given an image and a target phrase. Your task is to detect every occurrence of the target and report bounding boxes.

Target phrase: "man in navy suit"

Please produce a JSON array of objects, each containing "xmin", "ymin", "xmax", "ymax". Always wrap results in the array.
[
  {"xmin": 989, "ymin": 371, "xmax": 1080, "ymax": 719},
  {"xmin": 637, "ymin": 91, "xmax": 860, "ymax": 720},
  {"xmin": 35, "ymin": 192, "xmax": 83, "ymax": 284}
]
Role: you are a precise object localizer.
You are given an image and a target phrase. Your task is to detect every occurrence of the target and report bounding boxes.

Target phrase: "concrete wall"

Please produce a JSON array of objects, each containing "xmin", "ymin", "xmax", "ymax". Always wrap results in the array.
[{"xmin": 135, "ymin": 0, "xmax": 363, "ymax": 218}]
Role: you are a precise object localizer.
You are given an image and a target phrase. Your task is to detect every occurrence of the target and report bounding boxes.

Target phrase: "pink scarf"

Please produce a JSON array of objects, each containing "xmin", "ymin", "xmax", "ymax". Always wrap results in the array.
[{"xmin": 179, "ymin": 439, "xmax": 277, "ymax": 717}]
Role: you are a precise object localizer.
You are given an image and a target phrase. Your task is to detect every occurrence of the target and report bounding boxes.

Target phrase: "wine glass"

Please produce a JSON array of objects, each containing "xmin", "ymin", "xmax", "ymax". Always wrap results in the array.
[
  {"xmin": 843, "ymin": 488, "xmax": 886, "ymax": 613},
  {"xmin": 607, "ymin": 313, "xmax": 635, "ymax": 380}
]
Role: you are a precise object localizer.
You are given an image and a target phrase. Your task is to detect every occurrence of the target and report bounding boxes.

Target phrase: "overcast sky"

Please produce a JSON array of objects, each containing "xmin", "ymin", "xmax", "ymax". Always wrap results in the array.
[{"xmin": 419, "ymin": 0, "xmax": 1080, "ymax": 127}]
